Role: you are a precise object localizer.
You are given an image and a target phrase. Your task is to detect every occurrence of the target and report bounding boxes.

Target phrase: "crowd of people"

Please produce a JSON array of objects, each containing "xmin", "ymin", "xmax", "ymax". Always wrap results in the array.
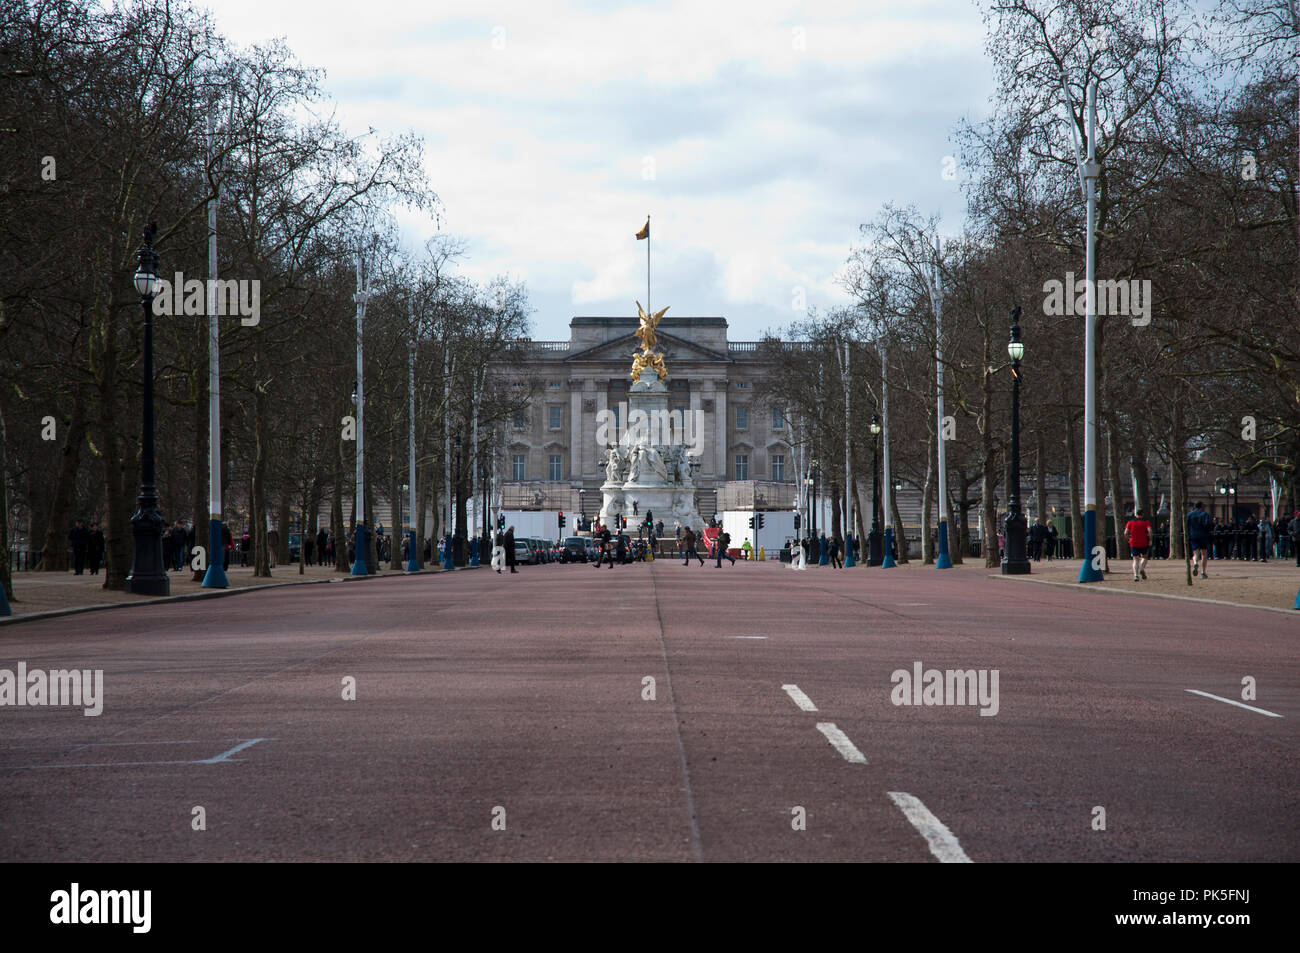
[{"xmin": 53, "ymin": 503, "xmax": 1300, "ymax": 578}]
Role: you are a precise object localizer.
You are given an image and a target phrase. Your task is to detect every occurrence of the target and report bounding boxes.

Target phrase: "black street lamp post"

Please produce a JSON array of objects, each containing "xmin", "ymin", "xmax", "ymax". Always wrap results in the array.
[
  {"xmin": 868, "ymin": 414, "xmax": 882, "ymax": 565},
  {"xmin": 126, "ymin": 223, "xmax": 171, "ymax": 595},
  {"xmin": 1151, "ymin": 472, "xmax": 1162, "ymax": 557},
  {"xmin": 1001, "ymin": 306, "xmax": 1030, "ymax": 575}
]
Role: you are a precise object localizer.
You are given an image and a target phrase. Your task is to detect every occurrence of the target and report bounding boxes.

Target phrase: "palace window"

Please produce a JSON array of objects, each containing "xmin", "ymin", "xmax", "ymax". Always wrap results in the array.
[
  {"xmin": 736, "ymin": 406, "xmax": 748, "ymax": 430},
  {"xmin": 771, "ymin": 454, "xmax": 786, "ymax": 481},
  {"xmin": 548, "ymin": 406, "xmax": 563, "ymax": 430},
  {"xmin": 735, "ymin": 455, "xmax": 749, "ymax": 480},
  {"xmin": 549, "ymin": 455, "xmax": 563, "ymax": 481},
  {"xmin": 512, "ymin": 455, "xmax": 526, "ymax": 481},
  {"xmin": 772, "ymin": 407, "xmax": 785, "ymax": 429}
]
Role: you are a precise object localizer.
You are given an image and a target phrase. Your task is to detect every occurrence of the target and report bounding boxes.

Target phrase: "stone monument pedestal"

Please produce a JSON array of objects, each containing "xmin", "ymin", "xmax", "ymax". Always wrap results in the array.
[{"xmin": 599, "ymin": 368, "xmax": 702, "ymax": 532}]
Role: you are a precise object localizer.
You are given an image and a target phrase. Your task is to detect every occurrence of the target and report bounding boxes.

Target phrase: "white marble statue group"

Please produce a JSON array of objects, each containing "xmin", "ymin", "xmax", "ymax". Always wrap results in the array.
[{"xmin": 603, "ymin": 444, "xmax": 692, "ymax": 487}]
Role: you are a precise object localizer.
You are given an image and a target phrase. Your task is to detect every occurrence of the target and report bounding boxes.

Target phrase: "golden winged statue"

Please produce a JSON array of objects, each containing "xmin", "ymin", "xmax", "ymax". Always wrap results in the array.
[{"xmin": 632, "ymin": 300, "xmax": 670, "ymax": 381}]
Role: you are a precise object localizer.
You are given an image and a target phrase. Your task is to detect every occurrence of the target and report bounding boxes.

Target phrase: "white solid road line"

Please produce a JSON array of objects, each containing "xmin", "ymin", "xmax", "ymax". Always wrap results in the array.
[
  {"xmin": 1184, "ymin": 689, "xmax": 1283, "ymax": 718},
  {"xmin": 815, "ymin": 722, "xmax": 867, "ymax": 763},
  {"xmin": 888, "ymin": 791, "xmax": 973, "ymax": 863},
  {"xmin": 782, "ymin": 684, "xmax": 818, "ymax": 711}
]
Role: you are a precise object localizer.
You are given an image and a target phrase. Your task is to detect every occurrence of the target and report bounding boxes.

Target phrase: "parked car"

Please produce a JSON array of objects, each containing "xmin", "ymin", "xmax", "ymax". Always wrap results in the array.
[{"xmin": 513, "ymin": 541, "xmax": 535, "ymax": 565}]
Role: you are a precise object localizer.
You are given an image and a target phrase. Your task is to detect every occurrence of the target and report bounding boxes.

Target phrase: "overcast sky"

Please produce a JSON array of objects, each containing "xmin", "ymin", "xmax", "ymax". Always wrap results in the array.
[{"xmin": 201, "ymin": 0, "xmax": 993, "ymax": 340}]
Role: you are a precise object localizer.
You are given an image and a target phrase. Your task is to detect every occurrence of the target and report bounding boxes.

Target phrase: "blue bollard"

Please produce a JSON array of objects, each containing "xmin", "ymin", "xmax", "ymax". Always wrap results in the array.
[
  {"xmin": 350, "ymin": 523, "xmax": 369, "ymax": 576},
  {"xmin": 844, "ymin": 532, "xmax": 856, "ymax": 567},
  {"xmin": 202, "ymin": 516, "xmax": 230, "ymax": 588},
  {"xmin": 936, "ymin": 520, "xmax": 953, "ymax": 569},
  {"xmin": 469, "ymin": 536, "xmax": 480, "ymax": 567},
  {"xmin": 405, "ymin": 529, "xmax": 419, "ymax": 572},
  {"xmin": 818, "ymin": 534, "xmax": 829, "ymax": 566},
  {"xmin": 882, "ymin": 527, "xmax": 896, "ymax": 568},
  {"xmin": 441, "ymin": 533, "xmax": 455, "ymax": 571}
]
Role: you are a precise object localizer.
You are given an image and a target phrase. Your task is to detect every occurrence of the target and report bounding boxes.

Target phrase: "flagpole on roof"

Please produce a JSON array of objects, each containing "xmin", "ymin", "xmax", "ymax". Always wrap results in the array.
[{"xmin": 646, "ymin": 214, "xmax": 650, "ymax": 314}]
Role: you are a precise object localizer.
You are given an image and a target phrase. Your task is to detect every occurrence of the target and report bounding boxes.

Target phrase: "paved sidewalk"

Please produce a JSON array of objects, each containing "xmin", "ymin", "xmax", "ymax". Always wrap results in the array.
[
  {"xmin": 1, "ymin": 561, "xmax": 444, "ymax": 620},
  {"xmin": 999, "ymin": 556, "xmax": 1300, "ymax": 611}
]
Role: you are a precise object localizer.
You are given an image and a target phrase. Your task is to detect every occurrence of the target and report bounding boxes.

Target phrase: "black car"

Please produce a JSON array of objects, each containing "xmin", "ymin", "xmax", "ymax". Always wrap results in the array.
[{"xmin": 559, "ymin": 537, "xmax": 588, "ymax": 562}]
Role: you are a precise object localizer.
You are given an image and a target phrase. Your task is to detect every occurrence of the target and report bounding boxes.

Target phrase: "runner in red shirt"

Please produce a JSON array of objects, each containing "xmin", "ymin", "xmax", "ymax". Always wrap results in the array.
[{"xmin": 1125, "ymin": 509, "xmax": 1152, "ymax": 582}]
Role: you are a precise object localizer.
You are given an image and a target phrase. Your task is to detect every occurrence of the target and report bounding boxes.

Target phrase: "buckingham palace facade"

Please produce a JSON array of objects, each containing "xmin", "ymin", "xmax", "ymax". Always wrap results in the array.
[{"xmin": 497, "ymin": 316, "xmax": 797, "ymax": 520}]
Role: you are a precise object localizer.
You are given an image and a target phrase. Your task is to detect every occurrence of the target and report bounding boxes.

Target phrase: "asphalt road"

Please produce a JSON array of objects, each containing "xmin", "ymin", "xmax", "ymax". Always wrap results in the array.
[{"xmin": 1, "ymin": 559, "xmax": 1295, "ymax": 862}]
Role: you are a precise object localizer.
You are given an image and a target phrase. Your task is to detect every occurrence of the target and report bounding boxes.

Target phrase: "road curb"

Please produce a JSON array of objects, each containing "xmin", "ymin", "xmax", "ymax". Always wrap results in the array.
[
  {"xmin": 992, "ymin": 572, "xmax": 1298, "ymax": 616},
  {"xmin": 0, "ymin": 568, "xmax": 444, "ymax": 628}
]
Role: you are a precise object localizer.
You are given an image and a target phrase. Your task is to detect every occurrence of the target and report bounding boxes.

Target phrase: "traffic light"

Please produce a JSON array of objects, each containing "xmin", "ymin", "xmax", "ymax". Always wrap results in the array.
[
  {"xmin": 621, "ymin": 516, "xmax": 627, "ymax": 528},
  {"xmin": 748, "ymin": 516, "xmax": 755, "ymax": 529},
  {"xmin": 758, "ymin": 514, "xmax": 765, "ymax": 529},
  {"xmin": 498, "ymin": 514, "xmax": 505, "ymax": 530},
  {"xmin": 558, "ymin": 512, "xmax": 565, "ymax": 529},
  {"xmin": 794, "ymin": 513, "xmax": 801, "ymax": 530}
]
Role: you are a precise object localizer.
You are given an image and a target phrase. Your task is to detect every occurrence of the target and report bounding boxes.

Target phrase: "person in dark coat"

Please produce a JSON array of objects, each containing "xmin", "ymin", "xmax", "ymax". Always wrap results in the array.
[
  {"xmin": 504, "ymin": 526, "xmax": 518, "ymax": 573},
  {"xmin": 86, "ymin": 522, "xmax": 105, "ymax": 575},
  {"xmin": 593, "ymin": 524, "xmax": 615, "ymax": 568},
  {"xmin": 317, "ymin": 528, "xmax": 329, "ymax": 567},
  {"xmin": 715, "ymin": 530, "xmax": 736, "ymax": 567},
  {"xmin": 68, "ymin": 519, "xmax": 89, "ymax": 574},
  {"xmin": 222, "ymin": 523, "xmax": 233, "ymax": 570},
  {"xmin": 171, "ymin": 521, "xmax": 187, "ymax": 571},
  {"xmin": 681, "ymin": 527, "xmax": 704, "ymax": 566}
]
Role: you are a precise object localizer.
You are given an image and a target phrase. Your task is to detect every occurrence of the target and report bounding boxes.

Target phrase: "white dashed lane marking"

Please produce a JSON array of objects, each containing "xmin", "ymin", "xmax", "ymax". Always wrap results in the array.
[
  {"xmin": 888, "ymin": 791, "xmax": 972, "ymax": 863},
  {"xmin": 782, "ymin": 684, "xmax": 818, "ymax": 711},
  {"xmin": 815, "ymin": 722, "xmax": 867, "ymax": 763}
]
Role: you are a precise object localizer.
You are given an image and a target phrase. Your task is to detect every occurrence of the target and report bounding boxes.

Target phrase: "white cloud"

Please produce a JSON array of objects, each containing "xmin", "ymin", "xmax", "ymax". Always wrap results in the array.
[{"xmin": 201, "ymin": 0, "xmax": 990, "ymax": 337}]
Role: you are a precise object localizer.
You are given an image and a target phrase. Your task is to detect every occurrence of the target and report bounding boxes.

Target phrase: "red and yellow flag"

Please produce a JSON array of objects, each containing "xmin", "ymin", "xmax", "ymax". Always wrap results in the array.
[{"xmin": 635, "ymin": 218, "xmax": 649, "ymax": 240}]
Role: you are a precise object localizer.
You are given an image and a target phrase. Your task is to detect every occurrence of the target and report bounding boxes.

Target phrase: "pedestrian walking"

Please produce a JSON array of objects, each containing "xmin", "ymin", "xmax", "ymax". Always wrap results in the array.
[
  {"xmin": 829, "ymin": 535, "xmax": 842, "ymax": 569},
  {"xmin": 1125, "ymin": 509, "xmax": 1152, "ymax": 581},
  {"xmin": 68, "ymin": 519, "xmax": 89, "ymax": 574},
  {"xmin": 87, "ymin": 522, "xmax": 104, "ymax": 575},
  {"xmin": 504, "ymin": 526, "xmax": 518, "ymax": 573},
  {"xmin": 682, "ymin": 527, "xmax": 704, "ymax": 566},
  {"xmin": 1186, "ymin": 502, "xmax": 1211, "ymax": 578},
  {"xmin": 715, "ymin": 530, "xmax": 735, "ymax": 567}
]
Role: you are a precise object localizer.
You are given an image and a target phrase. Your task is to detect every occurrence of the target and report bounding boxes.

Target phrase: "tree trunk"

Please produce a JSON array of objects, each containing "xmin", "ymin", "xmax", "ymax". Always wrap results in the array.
[
  {"xmin": 38, "ymin": 394, "xmax": 88, "ymax": 571},
  {"xmin": 98, "ymin": 353, "xmax": 135, "ymax": 591},
  {"xmin": 922, "ymin": 438, "xmax": 934, "ymax": 565},
  {"xmin": 365, "ymin": 474, "xmax": 377, "ymax": 573},
  {"xmin": 1107, "ymin": 416, "xmax": 1129, "ymax": 560},
  {"xmin": 332, "ymin": 431, "xmax": 348, "ymax": 572},
  {"xmin": 890, "ymin": 479, "xmax": 909, "ymax": 563},
  {"xmin": 0, "ymin": 405, "xmax": 13, "ymax": 601},
  {"xmin": 946, "ymin": 482, "xmax": 963, "ymax": 565},
  {"xmin": 982, "ymin": 456, "xmax": 997, "ymax": 568},
  {"xmin": 252, "ymin": 383, "xmax": 271, "ymax": 578},
  {"xmin": 390, "ymin": 456, "xmax": 403, "ymax": 571},
  {"xmin": 276, "ymin": 494, "xmax": 291, "ymax": 564},
  {"xmin": 830, "ymin": 480, "xmax": 842, "ymax": 541},
  {"xmin": 1035, "ymin": 432, "xmax": 1046, "ymax": 524},
  {"xmin": 190, "ymin": 366, "xmax": 207, "ymax": 582}
]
